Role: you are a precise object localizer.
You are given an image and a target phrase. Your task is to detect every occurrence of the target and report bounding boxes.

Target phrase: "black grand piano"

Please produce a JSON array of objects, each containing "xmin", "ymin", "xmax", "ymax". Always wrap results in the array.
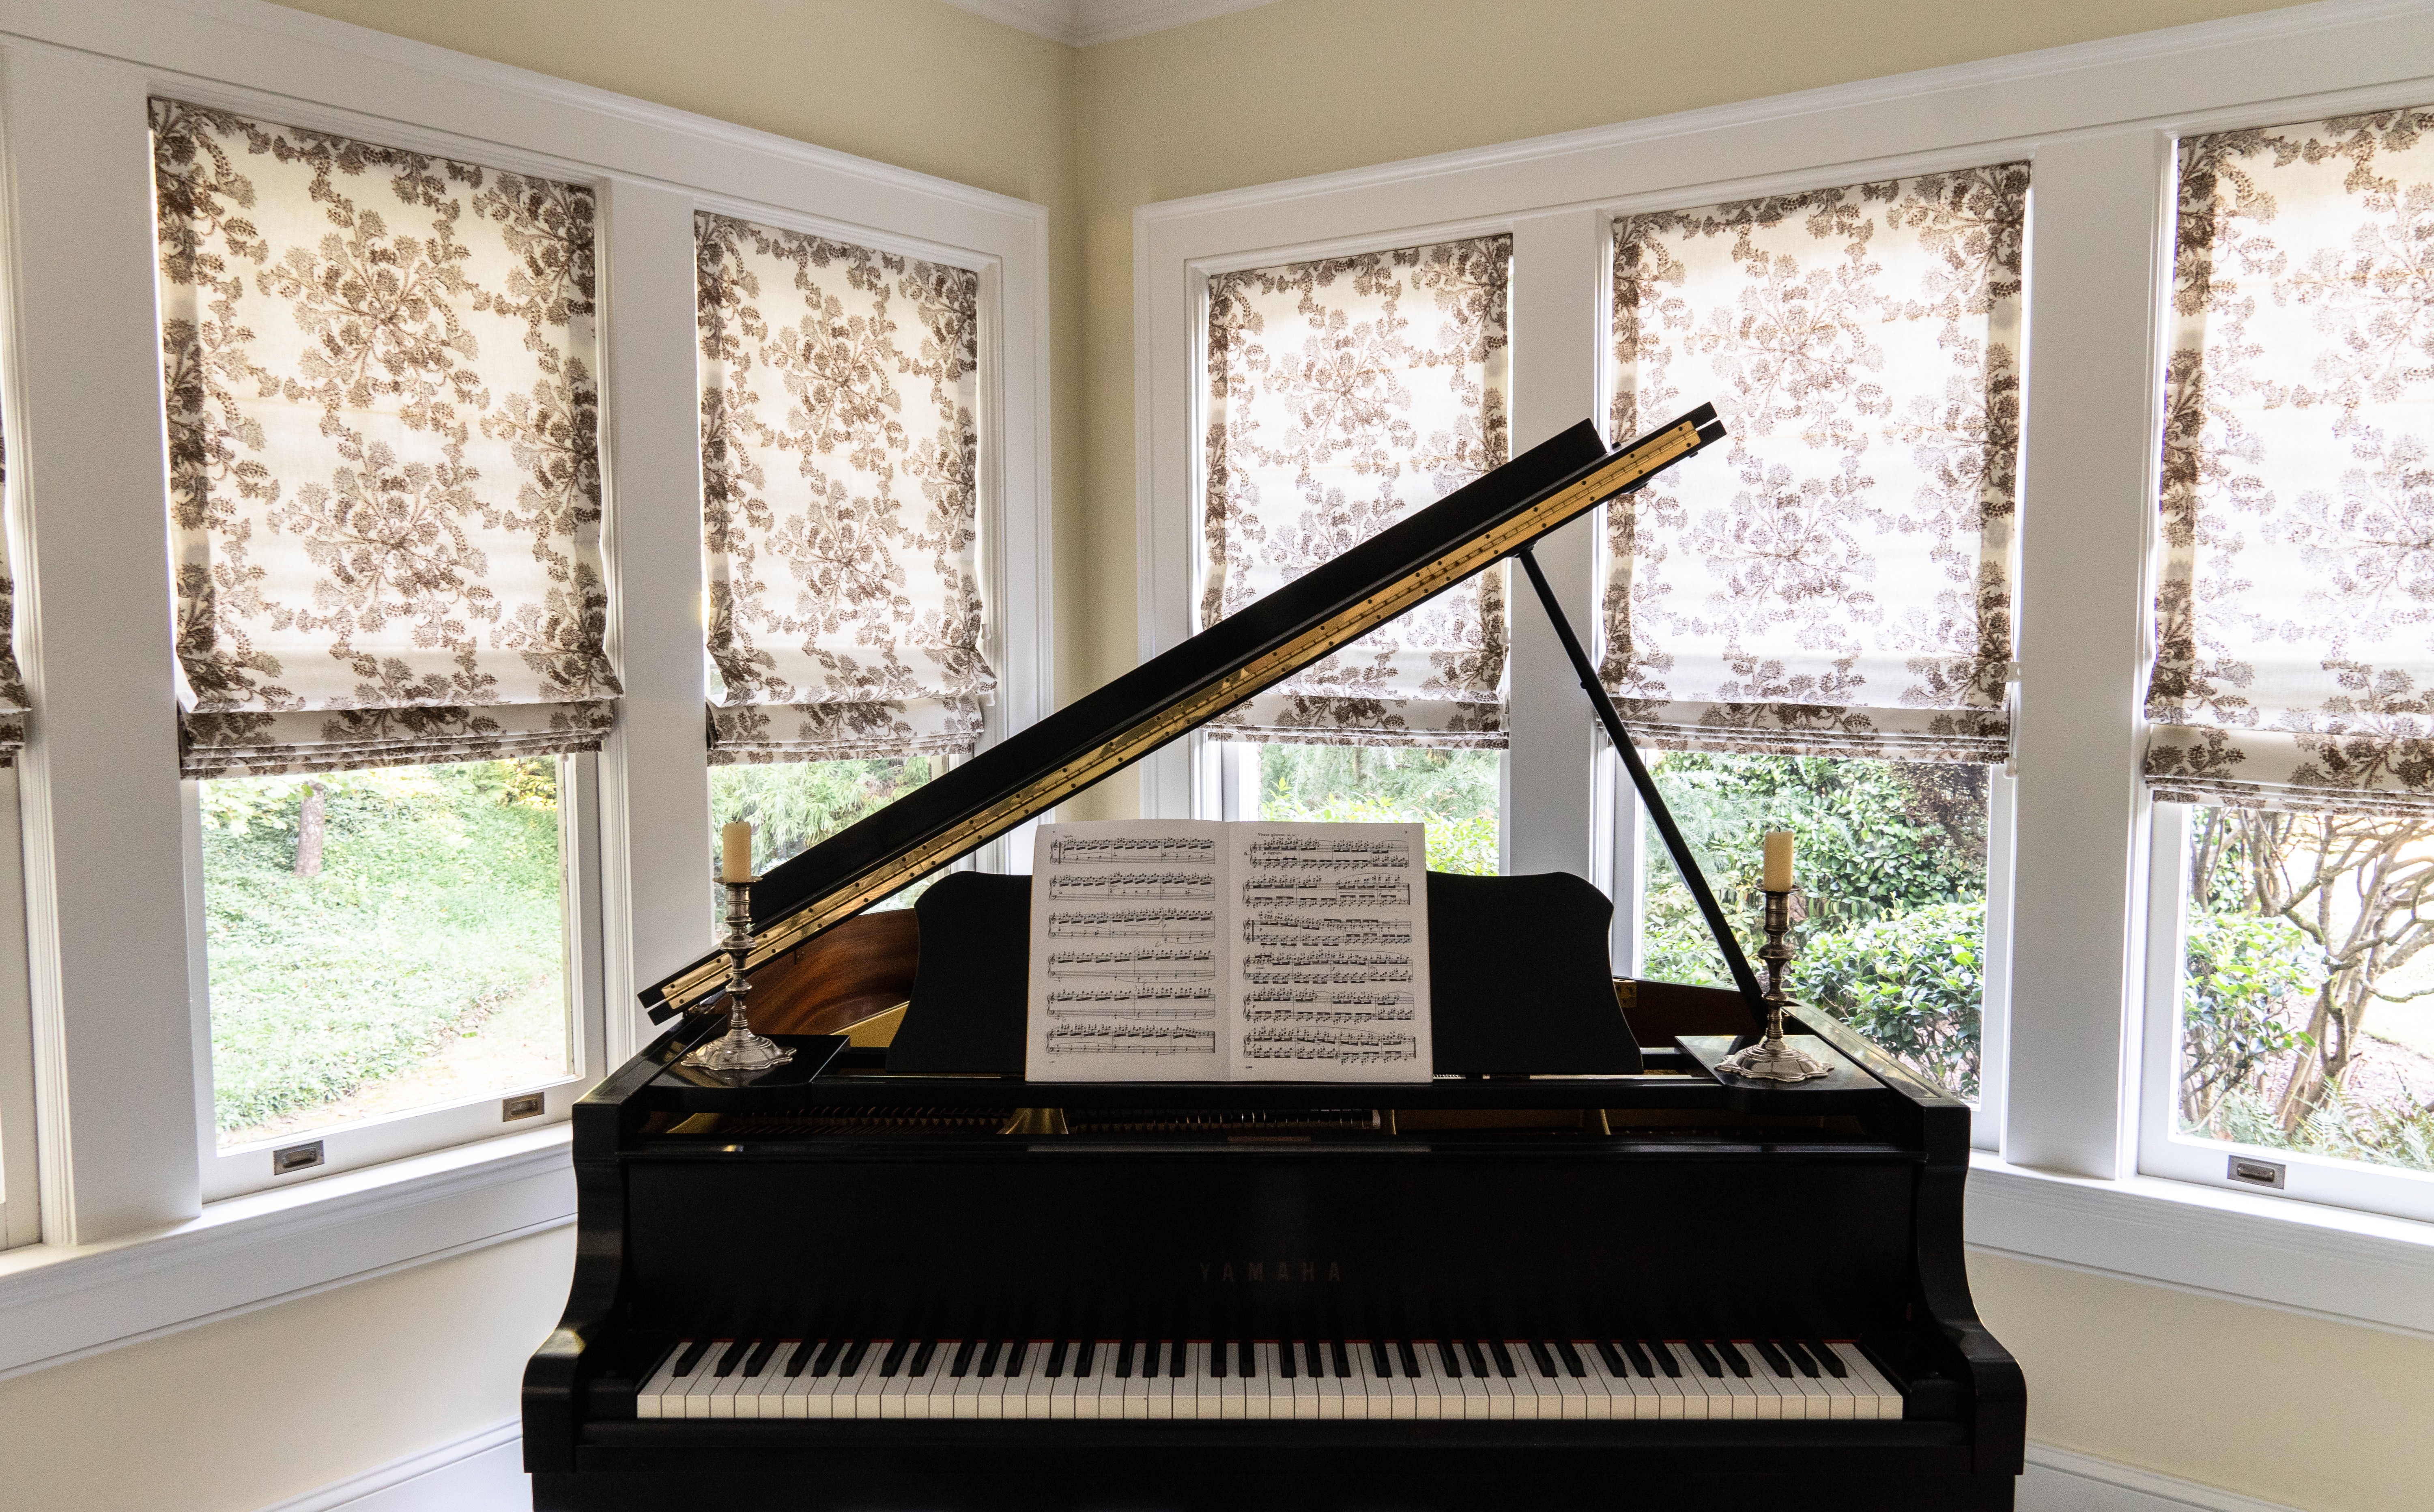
[{"xmin": 524, "ymin": 409, "xmax": 2025, "ymax": 1510}]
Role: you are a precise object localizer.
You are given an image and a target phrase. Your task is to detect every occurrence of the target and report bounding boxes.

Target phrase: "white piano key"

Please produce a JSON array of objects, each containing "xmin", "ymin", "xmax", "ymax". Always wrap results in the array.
[
  {"xmin": 1047, "ymin": 1343, "xmax": 1078, "ymax": 1420},
  {"xmin": 707, "ymin": 1341, "xmax": 753, "ymax": 1419},
  {"xmin": 1282, "ymin": 1342, "xmax": 1313, "ymax": 1420},
  {"xmin": 1409, "ymin": 1342, "xmax": 1449, "ymax": 1420},
  {"xmin": 1097, "ymin": 1341, "xmax": 1131, "ymax": 1420},
  {"xmin": 1119, "ymin": 1341, "xmax": 1148, "ymax": 1420},
  {"xmin": 1448, "ymin": 1342, "xmax": 1489, "ymax": 1421},
  {"xmin": 1567, "ymin": 1343, "xmax": 1615, "ymax": 1420},
  {"xmin": 854, "ymin": 1341, "xmax": 899, "ymax": 1420},
  {"xmin": 1626, "ymin": 1341, "xmax": 1676, "ymax": 1422},
  {"xmin": 1497, "ymin": 1342, "xmax": 1542, "ymax": 1421},
  {"xmin": 1589, "ymin": 1341, "xmax": 1642, "ymax": 1421},
  {"xmin": 1314, "ymin": 1342, "xmax": 1344, "ymax": 1420},
  {"xmin": 1066, "ymin": 1341, "xmax": 1099, "ymax": 1420},
  {"xmin": 1766, "ymin": 1342, "xmax": 1831, "ymax": 1421},
  {"xmin": 1167, "ymin": 1342, "xmax": 1195, "ymax": 1421},
  {"xmin": 781, "ymin": 1341, "xmax": 829, "ymax": 1420},
  {"xmin": 1801, "ymin": 1344, "xmax": 1856, "ymax": 1420},
  {"xmin": 1540, "ymin": 1342, "xmax": 1586, "ymax": 1420},
  {"xmin": 636, "ymin": 1341, "xmax": 692, "ymax": 1420},
  {"xmin": 1700, "ymin": 1342, "xmax": 1757, "ymax": 1420},
  {"xmin": 1013, "ymin": 1340, "xmax": 1051, "ymax": 1420},
  {"xmin": 1237, "ymin": 1343, "xmax": 1269, "ymax": 1421},
  {"xmin": 949, "ymin": 1343, "xmax": 987, "ymax": 1420},
  {"xmin": 1219, "ymin": 1342, "xmax": 1245, "ymax": 1420},
  {"xmin": 1184, "ymin": 1342, "xmax": 1215, "ymax": 1420},
  {"xmin": 1828, "ymin": 1341, "xmax": 1903, "ymax": 1420},
  {"xmin": 1383, "ymin": 1343, "xmax": 1415, "ymax": 1420},
  {"xmin": 901, "ymin": 1342, "xmax": 946, "ymax": 1420},
  {"xmin": 976, "ymin": 1343, "xmax": 1016, "ymax": 1420},
  {"xmin": 802, "ymin": 1341, "xmax": 855, "ymax": 1420},
  {"xmin": 1154, "ymin": 1342, "xmax": 1183, "ymax": 1420},
  {"xmin": 733, "ymin": 1341, "xmax": 784, "ymax": 1420}
]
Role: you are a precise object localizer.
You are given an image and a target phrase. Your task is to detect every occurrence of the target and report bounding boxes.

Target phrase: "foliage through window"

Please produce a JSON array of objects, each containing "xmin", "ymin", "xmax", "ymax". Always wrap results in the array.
[
  {"xmin": 707, "ymin": 757, "xmax": 940, "ymax": 920},
  {"xmin": 1640, "ymin": 753, "xmax": 1989, "ymax": 1097},
  {"xmin": 1256, "ymin": 744, "xmax": 1499, "ymax": 875},
  {"xmin": 200, "ymin": 758, "xmax": 569, "ymax": 1147},
  {"xmin": 2175, "ymin": 805, "xmax": 2434, "ymax": 1172}
]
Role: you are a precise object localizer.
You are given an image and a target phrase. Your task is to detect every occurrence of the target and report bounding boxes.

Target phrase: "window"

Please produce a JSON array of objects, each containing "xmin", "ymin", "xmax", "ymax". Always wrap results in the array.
[
  {"xmin": 2139, "ymin": 109, "xmax": 2434, "ymax": 1219},
  {"xmin": 151, "ymin": 102, "xmax": 617, "ymax": 1195},
  {"xmin": 707, "ymin": 756, "xmax": 942, "ymax": 917},
  {"xmin": 1245, "ymin": 744, "xmax": 1501, "ymax": 875}
]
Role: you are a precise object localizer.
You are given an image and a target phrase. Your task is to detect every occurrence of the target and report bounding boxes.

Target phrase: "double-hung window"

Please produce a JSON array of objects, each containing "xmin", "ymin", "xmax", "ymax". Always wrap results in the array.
[
  {"xmin": 151, "ymin": 101, "xmax": 616, "ymax": 1197},
  {"xmin": 2141, "ymin": 110, "xmax": 2434, "ymax": 1222}
]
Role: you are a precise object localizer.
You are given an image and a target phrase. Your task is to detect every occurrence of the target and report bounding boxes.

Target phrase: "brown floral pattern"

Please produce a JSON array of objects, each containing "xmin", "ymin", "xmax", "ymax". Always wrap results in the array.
[
  {"xmin": 0, "ymin": 415, "xmax": 27, "ymax": 763},
  {"xmin": 695, "ymin": 212, "xmax": 991, "ymax": 764},
  {"xmin": 1607, "ymin": 167, "xmax": 2028, "ymax": 762},
  {"xmin": 150, "ymin": 100, "xmax": 618, "ymax": 779},
  {"xmin": 1202, "ymin": 237, "xmax": 1510, "ymax": 747},
  {"xmin": 2146, "ymin": 111, "xmax": 2434, "ymax": 815}
]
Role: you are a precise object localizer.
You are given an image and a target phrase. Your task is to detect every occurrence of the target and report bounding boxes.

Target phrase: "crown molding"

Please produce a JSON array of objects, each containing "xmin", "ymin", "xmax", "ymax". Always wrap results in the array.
[{"xmin": 940, "ymin": 0, "xmax": 1282, "ymax": 48}]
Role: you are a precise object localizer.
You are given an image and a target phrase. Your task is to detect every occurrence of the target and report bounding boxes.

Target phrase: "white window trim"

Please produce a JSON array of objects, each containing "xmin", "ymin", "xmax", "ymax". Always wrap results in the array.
[
  {"xmin": 0, "ymin": 0, "xmax": 1053, "ymax": 1366},
  {"xmin": 1133, "ymin": 0, "xmax": 2434, "ymax": 1324}
]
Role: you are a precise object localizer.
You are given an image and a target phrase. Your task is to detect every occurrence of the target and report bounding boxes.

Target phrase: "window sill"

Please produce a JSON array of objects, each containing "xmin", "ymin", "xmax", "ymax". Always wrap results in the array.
[
  {"xmin": 0, "ymin": 1122, "xmax": 573, "ymax": 1382},
  {"xmin": 1965, "ymin": 1151, "xmax": 2434, "ymax": 1339}
]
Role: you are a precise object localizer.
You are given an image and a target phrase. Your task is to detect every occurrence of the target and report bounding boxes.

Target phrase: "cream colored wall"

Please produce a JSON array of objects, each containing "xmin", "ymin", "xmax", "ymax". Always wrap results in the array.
[
  {"xmin": 0, "ymin": 1228, "xmax": 572, "ymax": 1511},
  {"xmin": 1971, "ymin": 1251, "xmax": 2434, "ymax": 1509}
]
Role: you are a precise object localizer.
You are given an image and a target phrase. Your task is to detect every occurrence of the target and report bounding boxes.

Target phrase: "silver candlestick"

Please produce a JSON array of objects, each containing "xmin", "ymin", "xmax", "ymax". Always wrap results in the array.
[
  {"xmin": 682, "ymin": 878, "xmax": 794, "ymax": 1074},
  {"xmin": 1718, "ymin": 887, "xmax": 1831, "ymax": 1082}
]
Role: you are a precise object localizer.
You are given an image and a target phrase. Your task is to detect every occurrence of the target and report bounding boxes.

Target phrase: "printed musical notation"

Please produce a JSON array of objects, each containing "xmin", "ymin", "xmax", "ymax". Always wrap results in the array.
[{"xmin": 1026, "ymin": 819, "xmax": 1431, "ymax": 1083}]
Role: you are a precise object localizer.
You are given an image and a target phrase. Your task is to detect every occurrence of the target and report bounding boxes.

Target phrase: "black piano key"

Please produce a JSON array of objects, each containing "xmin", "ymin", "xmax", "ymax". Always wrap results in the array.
[
  {"xmin": 1557, "ymin": 1340, "xmax": 1587, "ymax": 1378},
  {"xmin": 1596, "ymin": 1340, "xmax": 1628, "ymax": 1377},
  {"xmin": 1808, "ymin": 1340, "xmax": 1847, "ymax": 1378},
  {"xmin": 712, "ymin": 1340, "xmax": 746, "ymax": 1378},
  {"xmin": 1437, "ymin": 1340, "xmax": 1463, "ymax": 1379},
  {"xmin": 1044, "ymin": 1341, "xmax": 1068, "ymax": 1379},
  {"xmin": 1238, "ymin": 1340, "xmax": 1256, "ymax": 1379},
  {"xmin": 800, "ymin": 1340, "xmax": 837, "ymax": 1378},
  {"xmin": 1756, "ymin": 1340, "xmax": 1795, "ymax": 1379},
  {"xmin": 1333, "ymin": 1341, "xmax": 1352, "ymax": 1379},
  {"xmin": 1715, "ymin": 1340, "xmax": 1751, "ymax": 1379},
  {"xmin": 1645, "ymin": 1341, "xmax": 1681, "ymax": 1379},
  {"xmin": 743, "ymin": 1340, "xmax": 778, "ymax": 1377},
  {"xmin": 838, "ymin": 1340, "xmax": 871, "ymax": 1377},
  {"xmin": 1527, "ymin": 1341, "xmax": 1557, "ymax": 1378},
  {"xmin": 877, "ymin": 1340, "xmax": 910, "ymax": 1378},
  {"xmin": 974, "ymin": 1340, "xmax": 1001, "ymax": 1379},
  {"xmin": 1462, "ymin": 1340, "xmax": 1490, "ymax": 1378},
  {"xmin": 1149, "ymin": 1342, "xmax": 1168, "ymax": 1379},
  {"xmin": 1397, "ymin": 1341, "xmax": 1421, "ymax": 1379},
  {"xmin": 911, "ymin": 1340, "xmax": 940, "ymax": 1377},
  {"xmin": 1686, "ymin": 1340, "xmax": 1722, "ymax": 1379},
  {"xmin": 1782, "ymin": 1339, "xmax": 1821, "ymax": 1378},
  {"xmin": 1279, "ymin": 1341, "xmax": 1297, "ymax": 1379},
  {"xmin": 1168, "ymin": 1341, "xmax": 1186, "ymax": 1377},
  {"xmin": 1113, "ymin": 1340, "xmax": 1134, "ymax": 1379},
  {"xmin": 1073, "ymin": 1340, "xmax": 1095, "ymax": 1379},
  {"xmin": 949, "ymin": 1340, "xmax": 978, "ymax": 1378},
  {"xmin": 1367, "ymin": 1340, "xmax": 1389, "ymax": 1376},
  {"xmin": 1208, "ymin": 1340, "xmax": 1225, "ymax": 1379},
  {"xmin": 1002, "ymin": 1342, "xmax": 1028, "ymax": 1378},
  {"xmin": 672, "ymin": 1339, "xmax": 711, "ymax": 1377},
  {"xmin": 1488, "ymin": 1340, "xmax": 1516, "ymax": 1379},
  {"xmin": 1303, "ymin": 1340, "xmax": 1325, "ymax": 1378}
]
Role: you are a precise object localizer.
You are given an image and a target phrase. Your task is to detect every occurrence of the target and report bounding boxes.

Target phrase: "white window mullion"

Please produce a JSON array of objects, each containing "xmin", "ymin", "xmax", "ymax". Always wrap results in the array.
[
  {"xmin": 1975, "ymin": 772, "xmax": 2020, "ymax": 1153},
  {"xmin": 0, "ymin": 44, "xmax": 201, "ymax": 1243},
  {"xmin": 2003, "ymin": 127, "xmax": 2175, "ymax": 1181},
  {"xmin": 593, "ymin": 176, "xmax": 714, "ymax": 1059},
  {"xmin": 1503, "ymin": 209, "xmax": 1606, "ymax": 884}
]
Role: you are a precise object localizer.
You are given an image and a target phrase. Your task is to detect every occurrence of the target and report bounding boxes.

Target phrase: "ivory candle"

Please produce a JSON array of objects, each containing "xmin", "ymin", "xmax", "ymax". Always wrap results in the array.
[
  {"xmin": 1762, "ymin": 829, "xmax": 1795, "ymax": 893},
  {"xmin": 721, "ymin": 820, "xmax": 755, "ymax": 884}
]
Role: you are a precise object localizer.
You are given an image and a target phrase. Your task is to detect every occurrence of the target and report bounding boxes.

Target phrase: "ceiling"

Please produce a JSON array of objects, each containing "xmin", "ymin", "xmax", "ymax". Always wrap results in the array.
[{"xmin": 937, "ymin": 0, "xmax": 1285, "ymax": 47}]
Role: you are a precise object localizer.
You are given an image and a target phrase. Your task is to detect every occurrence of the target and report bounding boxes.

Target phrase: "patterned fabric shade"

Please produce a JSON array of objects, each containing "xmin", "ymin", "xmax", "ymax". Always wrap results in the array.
[
  {"xmin": 151, "ymin": 101, "xmax": 619, "ymax": 779},
  {"xmin": 1201, "ymin": 237, "xmax": 1512, "ymax": 747},
  {"xmin": 2146, "ymin": 112, "xmax": 2434, "ymax": 816},
  {"xmin": 0, "ymin": 414, "xmax": 26, "ymax": 764},
  {"xmin": 695, "ymin": 212, "xmax": 993, "ymax": 765},
  {"xmin": 1605, "ymin": 167, "xmax": 2029, "ymax": 763}
]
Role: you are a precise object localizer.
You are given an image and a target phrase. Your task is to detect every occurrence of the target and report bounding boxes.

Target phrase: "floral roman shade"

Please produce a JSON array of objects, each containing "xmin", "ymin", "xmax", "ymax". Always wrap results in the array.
[
  {"xmin": 695, "ymin": 212, "xmax": 993, "ymax": 765},
  {"xmin": 0, "ymin": 412, "xmax": 28, "ymax": 764},
  {"xmin": 1605, "ymin": 167, "xmax": 2029, "ymax": 763},
  {"xmin": 2146, "ymin": 112, "xmax": 2434, "ymax": 817},
  {"xmin": 151, "ymin": 101, "xmax": 618, "ymax": 780},
  {"xmin": 1202, "ymin": 237, "xmax": 1511, "ymax": 747}
]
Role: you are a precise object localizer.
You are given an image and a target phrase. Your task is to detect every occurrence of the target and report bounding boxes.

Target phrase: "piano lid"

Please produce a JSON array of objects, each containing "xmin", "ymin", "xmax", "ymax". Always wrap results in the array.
[{"xmin": 644, "ymin": 406, "xmax": 1726, "ymax": 1019}]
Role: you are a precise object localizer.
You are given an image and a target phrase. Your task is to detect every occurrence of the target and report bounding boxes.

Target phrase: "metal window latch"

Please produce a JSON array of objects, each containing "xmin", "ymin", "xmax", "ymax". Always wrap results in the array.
[
  {"xmin": 2227, "ymin": 1154, "xmax": 2286, "ymax": 1190},
  {"xmin": 502, "ymin": 1092, "xmax": 546, "ymax": 1122},
  {"xmin": 271, "ymin": 1140, "xmax": 324, "ymax": 1176}
]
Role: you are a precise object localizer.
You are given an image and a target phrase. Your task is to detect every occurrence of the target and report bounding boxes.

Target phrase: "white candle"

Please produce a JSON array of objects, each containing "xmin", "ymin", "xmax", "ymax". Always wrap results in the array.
[
  {"xmin": 721, "ymin": 820, "xmax": 755, "ymax": 884},
  {"xmin": 1763, "ymin": 829, "xmax": 1795, "ymax": 893}
]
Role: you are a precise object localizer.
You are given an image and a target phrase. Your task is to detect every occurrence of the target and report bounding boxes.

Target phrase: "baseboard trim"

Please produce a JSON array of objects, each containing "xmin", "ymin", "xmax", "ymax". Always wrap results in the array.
[
  {"xmin": 253, "ymin": 1422, "xmax": 2301, "ymax": 1512},
  {"xmin": 2025, "ymin": 1443, "xmax": 2305, "ymax": 1512},
  {"xmin": 258, "ymin": 1417, "xmax": 525, "ymax": 1512}
]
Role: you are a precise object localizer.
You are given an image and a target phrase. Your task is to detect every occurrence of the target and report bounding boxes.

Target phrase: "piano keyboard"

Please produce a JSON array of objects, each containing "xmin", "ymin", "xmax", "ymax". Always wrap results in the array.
[{"xmin": 636, "ymin": 1335, "xmax": 1903, "ymax": 1422}]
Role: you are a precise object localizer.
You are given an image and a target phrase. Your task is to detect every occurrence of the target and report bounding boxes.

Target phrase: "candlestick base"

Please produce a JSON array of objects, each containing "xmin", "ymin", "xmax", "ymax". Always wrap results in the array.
[
  {"xmin": 682, "ymin": 1024, "xmax": 795, "ymax": 1074},
  {"xmin": 1717, "ymin": 1035, "xmax": 1832, "ymax": 1082}
]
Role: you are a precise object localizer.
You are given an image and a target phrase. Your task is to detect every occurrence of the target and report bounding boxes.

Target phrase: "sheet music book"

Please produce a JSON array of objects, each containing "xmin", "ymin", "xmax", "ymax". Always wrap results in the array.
[{"xmin": 1024, "ymin": 819, "xmax": 1432, "ymax": 1082}]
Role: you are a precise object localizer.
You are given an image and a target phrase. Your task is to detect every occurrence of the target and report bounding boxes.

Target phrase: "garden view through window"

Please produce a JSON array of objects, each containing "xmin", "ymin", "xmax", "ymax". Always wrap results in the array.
[
  {"xmin": 201, "ymin": 758, "xmax": 571, "ymax": 1149},
  {"xmin": 1254, "ymin": 745, "xmax": 1501, "ymax": 875},
  {"xmin": 2175, "ymin": 804, "xmax": 2434, "ymax": 1174},
  {"xmin": 708, "ymin": 757, "xmax": 942, "ymax": 921},
  {"xmin": 1640, "ymin": 753, "xmax": 1990, "ymax": 1099}
]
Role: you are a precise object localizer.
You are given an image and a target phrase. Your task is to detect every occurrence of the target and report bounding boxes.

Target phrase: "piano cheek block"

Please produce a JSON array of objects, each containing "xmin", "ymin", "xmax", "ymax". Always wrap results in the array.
[{"xmin": 550, "ymin": 410, "xmax": 2019, "ymax": 1507}]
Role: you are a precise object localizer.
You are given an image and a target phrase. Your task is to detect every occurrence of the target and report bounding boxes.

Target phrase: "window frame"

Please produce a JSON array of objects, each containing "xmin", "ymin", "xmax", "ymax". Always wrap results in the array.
[
  {"xmin": 1134, "ymin": 0, "xmax": 2434, "ymax": 1289},
  {"xmin": 0, "ymin": 0, "xmax": 1052, "ymax": 1372}
]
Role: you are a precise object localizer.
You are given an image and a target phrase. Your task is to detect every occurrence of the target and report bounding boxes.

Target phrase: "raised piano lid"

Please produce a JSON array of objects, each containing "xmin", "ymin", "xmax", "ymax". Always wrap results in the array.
[{"xmin": 643, "ymin": 405, "xmax": 1727, "ymax": 1020}]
